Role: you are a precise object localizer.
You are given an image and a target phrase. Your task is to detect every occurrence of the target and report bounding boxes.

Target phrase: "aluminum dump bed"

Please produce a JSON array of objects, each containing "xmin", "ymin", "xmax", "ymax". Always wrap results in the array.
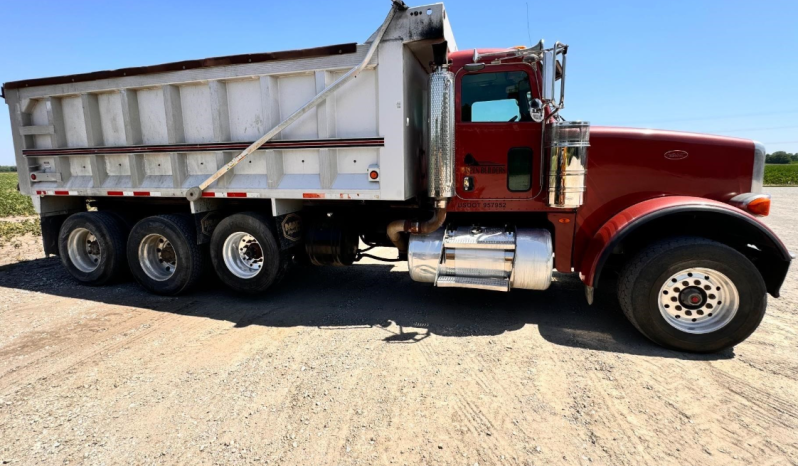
[{"xmin": 3, "ymin": 3, "xmax": 456, "ymax": 203}]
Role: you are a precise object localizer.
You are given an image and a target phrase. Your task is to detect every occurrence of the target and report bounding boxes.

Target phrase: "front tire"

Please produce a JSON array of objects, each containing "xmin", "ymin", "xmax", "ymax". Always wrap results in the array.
[
  {"xmin": 127, "ymin": 215, "xmax": 205, "ymax": 295},
  {"xmin": 618, "ymin": 237, "xmax": 767, "ymax": 353},
  {"xmin": 210, "ymin": 212, "xmax": 287, "ymax": 294},
  {"xmin": 58, "ymin": 212, "xmax": 128, "ymax": 285}
]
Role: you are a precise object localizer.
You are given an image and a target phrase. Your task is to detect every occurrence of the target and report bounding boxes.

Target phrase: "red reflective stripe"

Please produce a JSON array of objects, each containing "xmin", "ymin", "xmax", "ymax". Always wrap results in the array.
[
  {"xmin": 201, "ymin": 192, "xmax": 215, "ymax": 198},
  {"xmin": 36, "ymin": 190, "xmax": 44, "ymax": 195},
  {"xmin": 227, "ymin": 192, "xmax": 247, "ymax": 198},
  {"xmin": 133, "ymin": 191, "xmax": 150, "ymax": 197},
  {"xmin": 107, "ymin": 191, "xmax": 124, "ymax": 196},
  {"xmin": 54, "ymin": 190, "xmax": 69, "ymax": 195},
  {"xmin": 303, "ymin": 193, "xmax": 323, "ymax": 199}
]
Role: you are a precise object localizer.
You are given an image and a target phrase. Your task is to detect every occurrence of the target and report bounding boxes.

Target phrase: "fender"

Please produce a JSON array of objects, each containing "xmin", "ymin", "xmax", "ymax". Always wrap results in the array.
[{"xmin": 579, "ymin": 196, "xmax": 792, "ymax": 296}]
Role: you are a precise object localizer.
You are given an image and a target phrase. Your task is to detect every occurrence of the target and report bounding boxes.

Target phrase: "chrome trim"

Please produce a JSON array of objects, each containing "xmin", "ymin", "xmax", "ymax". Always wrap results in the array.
[
  {"xmin": 67, "ymin": 227, "xmax": 101, "ymax": 273},
  {"xmin": 442, "ymin": 226, "xmax": 515, "ymax": 250},
  {"xmin": 657, "ymin": 267, "xmax": 739, "ymax": 334},
  {"xmin": 436, "ymin": 276, "xmax": 509, "ymax": 292},
  {"xmin": 138, "ymin": 234, "xmax": 176, "ymax": 282},
  {"xmin": 441, "ymin": 248, "xmax": 514, "ymax": 278},
  {"xmin": 222, "ymin": 232, "xmax": 264, "ymax": 279},
  {"xmin": 407, "ymin": 229, "xmax": 445, "ymax": 283},
  {"xmin": 510, "ymin": 229, "xmax": 553, "ymax": 290},
  {"xmin": 541, "ymin": 49, "xmax": 556, "ymax": 102},
  {"xmin": 752, "ymin": 140, "xmax": 766, "ymax": 193},
  {"xmin": 547, "ymin": 121, "xmax": 590, "ymax": 208},
  {"xmin": 408, "ymin": 226, "xmax": 553, "ymax": 291},
  {"xmin": 428, "ymin": 66, "xmax": 456, "ymax": 199}
]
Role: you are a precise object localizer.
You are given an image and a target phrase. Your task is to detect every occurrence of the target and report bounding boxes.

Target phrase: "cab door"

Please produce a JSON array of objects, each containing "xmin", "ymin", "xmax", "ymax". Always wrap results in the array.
[{"xmin": 455, "ymin": 65, "xmax": 543, "ymax": 200}]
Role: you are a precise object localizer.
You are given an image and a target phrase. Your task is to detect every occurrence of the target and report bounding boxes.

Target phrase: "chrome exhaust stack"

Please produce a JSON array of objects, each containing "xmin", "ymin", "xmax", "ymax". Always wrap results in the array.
[
  {"xmin": 387, "ymin": 41, "xmax": 454, "ymax": 254},
  {"xmin": 427, "ymin": 42, "xmax": 456, "ymax": 200}
]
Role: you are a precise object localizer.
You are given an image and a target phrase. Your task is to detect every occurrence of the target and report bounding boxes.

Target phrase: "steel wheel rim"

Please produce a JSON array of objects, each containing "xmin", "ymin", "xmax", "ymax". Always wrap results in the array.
[
  {"xmin": 658, "ymin": 267, "xmax": 739, "ymax": 334},
  {"xmin": 138, "ymin": 234, "xmax": 176, "ymax": 281},
  {"xmin": 67, "ymin": 227, "xmax": 101, "ymax": 273},
  {"xmin": 222, "ymin": 232, "xmax": 264, "ymax": 279}
]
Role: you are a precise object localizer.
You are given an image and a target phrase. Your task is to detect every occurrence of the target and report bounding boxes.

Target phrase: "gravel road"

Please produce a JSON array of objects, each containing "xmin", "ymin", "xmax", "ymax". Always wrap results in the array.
[{"xmin": 1, "ymin": 189, "xmax": 796, "ymax": 465}]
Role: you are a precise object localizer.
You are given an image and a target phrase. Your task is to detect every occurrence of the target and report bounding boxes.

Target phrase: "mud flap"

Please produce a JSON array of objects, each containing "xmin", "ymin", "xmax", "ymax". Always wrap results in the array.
[{"xmin": 274, "ymin": 212, "xmax": 303, "ymax": 250}]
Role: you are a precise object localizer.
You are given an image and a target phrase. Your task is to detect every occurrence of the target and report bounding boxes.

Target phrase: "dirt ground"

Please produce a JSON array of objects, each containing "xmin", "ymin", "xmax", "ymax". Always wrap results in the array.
[{"xmin": 0, "ymin": 189, "xmax": 796, "ymax": 466}]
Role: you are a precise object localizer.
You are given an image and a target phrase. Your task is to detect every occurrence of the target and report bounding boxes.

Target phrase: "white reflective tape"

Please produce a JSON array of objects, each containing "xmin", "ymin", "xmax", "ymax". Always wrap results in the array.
[
  {"xmin": 123, "ymin": 191, "xmax": 134, "ymax": 197},
  {"xmin": 151, "ymin": 192, "xmax": 161, "ymax": 197},
  {"xmin": 68, "ymin": 191, "xmax": 78, "ymax": 195},
  {"xmin": 246, "ymin": 193, "xmax": 260, "ymax": 198},
  {"xmin": 46, "ymin": 190, "xmax": 55, "ymax": 195},
  {"xmin": 215, "ymin": 192, "xmax": 225, "ymax": 197}
]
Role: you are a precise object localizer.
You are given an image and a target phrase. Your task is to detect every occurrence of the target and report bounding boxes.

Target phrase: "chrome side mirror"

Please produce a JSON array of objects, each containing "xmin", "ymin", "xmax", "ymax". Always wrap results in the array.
[
  {"xmin": 527, "ymin": 93, "xmax": 544, "ymax": 123},
  {"xmin": 541, "ymin": 49, "xmax": 556, "ymax": 103}
]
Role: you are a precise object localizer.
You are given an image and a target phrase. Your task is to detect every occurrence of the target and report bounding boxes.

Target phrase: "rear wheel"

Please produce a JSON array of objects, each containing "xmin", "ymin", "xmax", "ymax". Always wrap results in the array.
[
  {"xmin": 127, "ymin": 215, "xmax": 205, "ymax": 295},
  {"xmin": 58, "ymin": 212, "xmax": 128, "ymax": 285},
  {"xmin": 618, "ymin": 237, "xmax": 767, "ymax": 353},
  {"xmin": 210, "ymin": 212, "xmax": 287, "ymax": 294}
]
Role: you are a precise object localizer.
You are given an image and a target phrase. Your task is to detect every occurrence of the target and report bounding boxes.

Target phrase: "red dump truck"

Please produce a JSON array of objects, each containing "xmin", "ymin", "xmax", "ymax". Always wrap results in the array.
[{"xmin": 3, "ymin": 1, "xmax": 792, "ymax": 352}]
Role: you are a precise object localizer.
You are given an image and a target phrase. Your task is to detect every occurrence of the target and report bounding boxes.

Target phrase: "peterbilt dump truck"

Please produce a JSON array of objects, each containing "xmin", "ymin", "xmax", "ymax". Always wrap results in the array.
[{"xmin": 2, "ymin": 1, "xmax": 792, "ymax": 352}]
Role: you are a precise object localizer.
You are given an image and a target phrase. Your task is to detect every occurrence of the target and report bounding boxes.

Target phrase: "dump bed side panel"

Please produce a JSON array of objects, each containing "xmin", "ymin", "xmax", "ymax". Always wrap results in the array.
[
  {"xmin": 5, "ymin": 3, "xmax": 458, "ymax": 203},
  {"xmin": 8, "ymin": 46, "xmax": 393, "ymax": 200}
]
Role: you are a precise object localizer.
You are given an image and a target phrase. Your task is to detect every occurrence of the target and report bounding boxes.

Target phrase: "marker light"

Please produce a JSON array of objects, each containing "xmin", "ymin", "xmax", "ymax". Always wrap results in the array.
[
  {"xmin": 729, "ymin": 193, "xmax": 771, "ymax": 217},
  {"xmin": 746, "ymin": 196, "xmax": 771, "ymax": 217}
]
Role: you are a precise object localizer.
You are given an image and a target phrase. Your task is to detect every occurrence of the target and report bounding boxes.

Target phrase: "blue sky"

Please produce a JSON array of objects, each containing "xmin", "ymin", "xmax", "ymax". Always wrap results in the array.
[{"xmin": 1, "ymin": 0, "xmax": 796, "ymax": 165}]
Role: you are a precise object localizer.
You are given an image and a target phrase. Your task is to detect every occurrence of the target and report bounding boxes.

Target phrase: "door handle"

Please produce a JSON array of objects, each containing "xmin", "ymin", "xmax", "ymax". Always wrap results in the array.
[{"xmin": 463, "ymin": 176, "xmax": 474, "ymax": 192}]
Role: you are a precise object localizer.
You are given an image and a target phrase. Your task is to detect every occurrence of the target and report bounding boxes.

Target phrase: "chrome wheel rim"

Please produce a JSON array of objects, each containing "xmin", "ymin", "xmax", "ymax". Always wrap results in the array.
[
  {"xmin": 658, "ymin": 267, "xmax": 739, "ymax": 334},
  {"xmin": 222, "ymin": 232, "xmax": 263, "ymax": 279},
  {"xmin": 138, "ymin": 234, "xmax": 176, "ymax": 281},
  {"xmin": 67, "ymin": 227, "xmax": 101, "ymax": 273}
]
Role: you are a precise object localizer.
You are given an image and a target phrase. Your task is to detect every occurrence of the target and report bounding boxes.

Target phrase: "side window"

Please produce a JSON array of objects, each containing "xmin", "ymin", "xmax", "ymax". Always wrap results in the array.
[
  {"xmin": 461, "ymin": 71, "xmax": 532, "ymax": 123},
  {"xmin": 507, "ymin": 147, "xmax": 533, "ymax": 192}
]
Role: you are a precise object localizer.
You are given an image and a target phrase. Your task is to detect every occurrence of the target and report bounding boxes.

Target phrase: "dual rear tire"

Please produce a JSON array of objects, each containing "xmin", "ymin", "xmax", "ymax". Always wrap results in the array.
[
  {"xmin": 58, "ymin": 211, "xmax": 286, "ymax": 296},
  {"xmin": 126, "ymin": 215, "xmax": 206, "ymax": 295},
  {"xmin": 58, "ymin": 212, "xmax": 128, "ymax": 286},
  {"xmin": 209, "ymin": 212, "xmax": 288, "ymax": 294}
]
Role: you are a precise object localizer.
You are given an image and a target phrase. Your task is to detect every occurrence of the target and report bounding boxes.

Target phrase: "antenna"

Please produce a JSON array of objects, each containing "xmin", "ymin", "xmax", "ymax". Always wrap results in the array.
[{"xmin": 526, "ymin": 3, "xmax": 533, "ymax": 46}]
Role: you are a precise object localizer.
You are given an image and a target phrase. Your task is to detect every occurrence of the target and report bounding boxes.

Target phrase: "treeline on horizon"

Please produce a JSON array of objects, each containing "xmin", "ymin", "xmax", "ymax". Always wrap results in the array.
[{"xmin": 766, "ymin": 151, "xmax": 798, "ymax": 164}]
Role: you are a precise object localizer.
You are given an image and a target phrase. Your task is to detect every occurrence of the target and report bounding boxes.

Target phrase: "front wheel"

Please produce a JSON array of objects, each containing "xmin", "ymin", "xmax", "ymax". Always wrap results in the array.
[{"xmin": 618, "ymin": 237, "xmax": 767, "ymax": 353}]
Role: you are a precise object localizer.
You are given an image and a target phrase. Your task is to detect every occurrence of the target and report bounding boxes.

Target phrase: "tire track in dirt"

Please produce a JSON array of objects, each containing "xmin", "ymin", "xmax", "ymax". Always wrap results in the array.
[
  {"xmin": 0, "ymin": 299, "xmax": 201, "ymax": 394},
  {"xmin": 413, "ymin": 335, "xmax": 519, "ymax": 466},
  {"xmin": 710, "ymin": 367, "xmax": 798, "ymax": 425},
  {"xmin": 563, "ymin": 350, "xmax": 659, "ymax": 466}
]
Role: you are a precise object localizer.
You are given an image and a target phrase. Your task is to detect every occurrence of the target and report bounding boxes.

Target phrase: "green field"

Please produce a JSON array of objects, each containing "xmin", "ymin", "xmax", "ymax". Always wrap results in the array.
[
  {"xmin": 0, "ymin": 172, "xmax": 38, "ymax": 244},
  {"xmin": 764, "ymin": 164, "xmax": 798, "ymax": 186},
  {"xmin": 0, "ymin": 172, "xmax": 35, "ymax": 217}
]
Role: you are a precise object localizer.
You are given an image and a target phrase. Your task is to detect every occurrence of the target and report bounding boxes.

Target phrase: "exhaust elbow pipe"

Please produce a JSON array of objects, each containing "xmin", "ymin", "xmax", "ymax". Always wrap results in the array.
[{"xmin": 388, "ymin": 201, "xmax": 447, "ymax": 253}]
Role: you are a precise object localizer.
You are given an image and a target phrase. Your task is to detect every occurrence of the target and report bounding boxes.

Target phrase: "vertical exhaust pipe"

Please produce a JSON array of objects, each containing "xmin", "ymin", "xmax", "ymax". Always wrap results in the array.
[
  {"xmin": 388, "ymin": 41, "xmax": 454, "ymax": 253},
  {"xmin": 427, "ymin": 42, "xmax": 456, "ymax": 200}
]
